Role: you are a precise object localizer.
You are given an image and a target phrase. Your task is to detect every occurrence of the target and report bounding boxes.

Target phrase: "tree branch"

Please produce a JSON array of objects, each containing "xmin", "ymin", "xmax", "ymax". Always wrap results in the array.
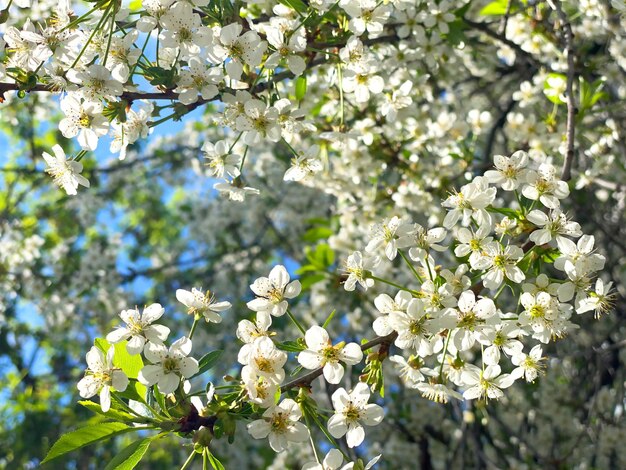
[{"xmin": 550, "ymin": 1, "xmax": 577, "ymax": 181}]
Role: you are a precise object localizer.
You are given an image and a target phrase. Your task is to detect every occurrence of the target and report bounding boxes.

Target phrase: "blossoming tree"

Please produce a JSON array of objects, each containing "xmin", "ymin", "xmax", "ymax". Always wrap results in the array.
[{"xmin": 1, "ymin": 0, "xmax": 625, "ymax": 468}]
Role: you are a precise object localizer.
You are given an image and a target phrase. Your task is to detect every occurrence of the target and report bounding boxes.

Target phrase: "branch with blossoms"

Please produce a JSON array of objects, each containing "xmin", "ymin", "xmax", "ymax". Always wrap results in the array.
[
  {"xmin": 39, "ymin": 151, "xmax": 615, "ymax": 468},
  {"xmin": 1, "ymin": 0, "xmax": 589, "ymax": 202}
]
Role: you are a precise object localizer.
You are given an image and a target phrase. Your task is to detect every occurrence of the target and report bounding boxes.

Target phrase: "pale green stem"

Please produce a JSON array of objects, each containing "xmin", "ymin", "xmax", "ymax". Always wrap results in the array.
[
  {"xmin": 399, "ymin": 249, "xmax": 423, "ymax": 283},
  {"xmin": 180, "ymin": 450, "xmax": 196, "ymax": 470},
  {"xmin": 286, "ymin": 308, "xmax": 307, "ymax": 335}
]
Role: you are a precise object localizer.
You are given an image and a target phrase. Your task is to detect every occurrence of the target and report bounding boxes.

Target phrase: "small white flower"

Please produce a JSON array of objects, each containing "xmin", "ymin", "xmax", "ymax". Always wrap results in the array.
[
  {"xmin": 159, "ymin": 3, "xmax": 211, "ymax": 58},
  {"xmin": 454, "ymin": 224, "xmax": 493, "ymax": 269},
  {"xmin": 343, "ymin": 251, "xmax": 380, "ymax": 291},
  {"xmin": 302, "ymin": 449, "xmax": 344, "ymax": 470},
  {"xmin": 372, "ymin": 290, "xmax": 412, "ymax": 336},
  {"xmin": 235, "ymin": 99, "xmax": 282, "ymax": 144},
  {"xmin": 176, "ymin": 287, "xmax": 231, "ymax": 323},
  {"xmin": 247, "ymin": 265, "xmax": 301, "ymax": 317},
  {"xmin": 42, "ymin": 145, "xmax": 90, "ymax": 196},
  {"xmin": 213, "ymin": 180, "xmax": 260, "ymax": 201},
  {"xmin": 365, "ymin": 216, "xmax": 414, "ymax": 260},
  {"xmin": 511, "ymin": 345, "xmax": 545, "ymax": 382},
  {"xmin": 237, "ymin": 311, "xmax": 273, "ymax": 344},
  {"xmin": 77, "ymin": 346, "xmax": 128, "ymax": 412},
  {"xmin": 416, "ymin": 380, "xmax": 462, "ymax": 403},
  {"xmin": 175, "ymin": 57, "xmax": 221, "ymax": 105},
  {"xmin": 342, "ymin": 65, "xmax": 385, "ymax": 103},
  {"xmin": 106, "ymin": 303, "xmax": 170, "ymax": 355},
  {"xmin": 203, "ymin": 140, "xmax": 242, "ymax": 178},
  {"xmin": 484, "ymin": 150, "xmax": 529, "ymax": 191},
  {"xmin": 440, "ymin": 264, "xmax": 471, "ymax": 296},
  {"xmin": 389, "ymin": 299, "xmax": 439, "ymax": 356},
  {"xmin": 442, "ymin": 177, "xmax": 496, "ymax": 229},
  {"xmin": 66, "ymin": 64, "xmax": 123, "ymax": 102},
  {"xmin": 461, "ymin": 364, "xmax": 517, "ymax": 401},
  {"xmin": 265, "ymin": 26, "xmax": 307, "ymax": 76},
  {"xmin": 298, "ymin": 326, "xmax": 363, "ymax": 384},
  {"xmin": 518, "ymin": 292, "xmax": 574, "ymax": 343},
  {"xmin": 247, "ymin": 398, "xmax": 310, "ymax": 452},
  {"xmin": 480, "ymin": 244, "xmax": 525, "ymax": 290},
  {"xmin": 284, "ymin": 145, "xmax": 323, "ymax": 182},
  {"xmin": 526, "ymin": 210, "xmax": 581, "ymax": 245},
  {"xmin": 138, "ymin": 336, "xmax": 199, "ymax": 394},
  {"xmin": 576, "ymin": 278, "xmax": 615, "ymax": 317},
  {"xmin": 453, "ymin": 291, "xmax": 497, "ymax": 351},
  {"xmin": 59, "ymin": 94, "xmax": 109, "ymax": 151},
  {"xmin": 389, "ymin": 355, "xmax": 436, "ymax": 387},
  {"xmin": 242, "ymin": 367, "xmax": 279, "ymax": 408},
  {"xmin": 555, "ymin": 235, "xmax": 605, "ymax": 277},
  {"xmin": 327, "ymin": 382, "xmax": 384, "ymax": 448},
  {"xmin": 239, "ymin": 336, "xmax": 287, "ymax": 384},
  {"xmin": 407, "ymin": 224, "xmax": 447, "ymax": 261},
  {"xmin": 476, "ymin": 321, "xmax": 524, "ymax": 366},
  {"xmin": 522, "ymin": 163, "xmax": 570, "ymax": 209},
  {"xmin": 211, "ymin": 23, "xmax": 267, "ymax": 80}
]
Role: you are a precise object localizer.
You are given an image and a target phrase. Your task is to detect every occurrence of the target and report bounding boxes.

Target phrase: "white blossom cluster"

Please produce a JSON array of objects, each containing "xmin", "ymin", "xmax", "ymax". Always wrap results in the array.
[
  {"xmin": 71, "ymin": 152, "xmax": 615, "ymax": 468},
  {"xmin": 2, "ymin": 0, "xmax": 625, "ymax": 467},
  {"xmin": 341, "ymin": 153, "xmax": 614, "ymax": 404}
]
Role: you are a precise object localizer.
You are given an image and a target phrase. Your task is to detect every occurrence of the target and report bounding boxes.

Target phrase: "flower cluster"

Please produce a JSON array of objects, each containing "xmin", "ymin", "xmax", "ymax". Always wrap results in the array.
[{"xmin": 342, "ymin": 153, "xmax": 612, "ymax": 403}]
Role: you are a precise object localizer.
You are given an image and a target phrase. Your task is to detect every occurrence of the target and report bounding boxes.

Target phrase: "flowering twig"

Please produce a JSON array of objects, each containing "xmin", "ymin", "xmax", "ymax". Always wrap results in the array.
[{"xmin": 281, "ymin": 332, "xmax": 398, "ymax": 391}]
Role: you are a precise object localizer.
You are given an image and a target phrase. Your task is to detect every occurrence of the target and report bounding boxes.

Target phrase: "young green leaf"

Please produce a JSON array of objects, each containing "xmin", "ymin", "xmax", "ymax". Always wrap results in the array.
[
  {"xmin": 104, "ymin": 437, "xmax": 155, "ymax": 470},
  {"xmin": 41, "ymin": 422, "xmax": 134, "ymax": 464}
]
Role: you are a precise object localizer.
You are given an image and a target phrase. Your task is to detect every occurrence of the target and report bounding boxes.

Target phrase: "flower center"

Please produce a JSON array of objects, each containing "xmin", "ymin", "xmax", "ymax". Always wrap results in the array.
[
  {"xmin": 163, "ymin": 357, "xmax": 179, "ymax": 373},
  {"xmin": 529, "ymin": 304, "xmax": 545, "ymax": 319},
  {"xmin": 255, "ymin": 357, "xmax": 274, "ymax": 373},
  {"xmin": 270, "ymin": 412, "xmax": 289, "ymax": 433},
  {"xmin": 322, "ymin": 345, "xmax": 341, "ymax": 363},
  {"xmin": 344, "ymin": 403, "xmax": 360, "ymax": 422}
]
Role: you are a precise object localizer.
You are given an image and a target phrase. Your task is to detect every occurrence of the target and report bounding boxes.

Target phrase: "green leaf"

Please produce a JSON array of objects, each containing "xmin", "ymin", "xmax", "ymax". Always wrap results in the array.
[
  {"xmin": 290, "ymin": 365, "xmax": 304, "ymax": 376},
  {"xmin": 78, "ymin": 401, "xmax": 134, "ymax": 421},
  {"xmin": 444, "ymin": 20, "xmax": 466, "ymax": 46},
  {"xmin": 322, "ymin": 309, "xmax": 337, "ymax": 328},
  {"xmin": 302, "ymin": 226, "xmax": 333, "ymax": 243},
  {"xmin": 95, "ymin": 337, "xmax": 110, "ymax": 353},
  {"xmin": 192, "ymin": 350, "xmax": 224, "ymax": 378},
  {"xmin": 276, "ymin": 340, "xmax": 306, "ymax": 353},
  {"xmin": 104, "ymin": 437, "xmax": 154, "ymax": 470},
  {"xmin": 486, "ymin": 206, "xmax": 521, "ymax": 219},
  {"xmin": 93, "ymin": 339, "xmax": 147, "ymax": 401},
  {"xmin": 277, "ymin": 0, "xmax": 308, "ymax": 15},
  {"xmin": 113, "ymin": 342, "xmax": 144, "ymax": 379},
  {"xmin": 543, "ymin": 73, "xmax": 567, "ymax": 104},
  {"xmin": 117, "ymin": 379, "xmax": 147, "ymax": 404},
  {"xmin": 42, "ymin": 422, "xmax": 133, "ymax": 464},
  {"xmin": 295, "ymin": 75, "xmax": 307, "ymax": 101},
  {"xmin": 479, "ymin": 0, "xmax": 518, "ymax": 16},
  {"xmin": 207, "ymin": 450, "xmax": 226, "ymax": 470},
  {"xmin": 305, "ymin": 243, "xmax": 335, "ymax": 269},
  {"xmin": 299, "ymin": 273, "xmax": 326, "ymax": 290},
  {"xmin": 295, "ymin": 264, "xmax": 320, "ymax": 274},
  {"xmin": 152, "ymin": 386, "xmax": 168, "ymax": 414}
]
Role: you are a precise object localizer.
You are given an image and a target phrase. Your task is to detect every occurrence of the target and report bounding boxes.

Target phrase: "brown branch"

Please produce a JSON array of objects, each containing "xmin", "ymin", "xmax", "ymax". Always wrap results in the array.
[
  {"xmin": 499, "ymin": 0, "xmax": 514, "ymax": 35},
  {"xmin": 463, "ymin": 18, "xmax": 543, "ymax": 70},
  {"xmin": 0, "ymin": 82, "xmax": 181, "ymax": 101},
  {"xmin": 551, "ymin": 1, "xmax": 577, "ymax": 181}
]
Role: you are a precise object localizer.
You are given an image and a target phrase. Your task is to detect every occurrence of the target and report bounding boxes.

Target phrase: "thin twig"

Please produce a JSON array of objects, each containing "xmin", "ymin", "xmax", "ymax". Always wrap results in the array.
[
  {"xmin": 551, "ymin": 0, "xmax": 577, "ymax": 181},
  {"xmin": 499, "ymin": 0, "xmax": 514, "ymax": 35}
]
